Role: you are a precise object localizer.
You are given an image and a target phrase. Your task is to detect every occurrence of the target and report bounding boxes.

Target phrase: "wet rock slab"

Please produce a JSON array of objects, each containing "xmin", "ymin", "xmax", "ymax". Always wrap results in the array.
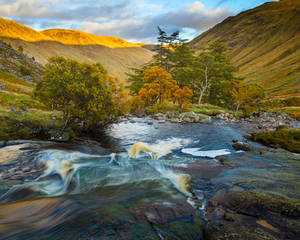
[
  {"xmin": 0, "ymin": 143, "xmax": 47, "ymax": 183},
  {"xmin": 204, "ymin": 188, "xmax": 300, "ymax": 240}
]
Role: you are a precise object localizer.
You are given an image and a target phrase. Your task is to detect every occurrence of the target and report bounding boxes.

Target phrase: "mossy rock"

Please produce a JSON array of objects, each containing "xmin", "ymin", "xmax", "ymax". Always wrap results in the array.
[
  {"xmin": 224, "ymin": 191, "xmax": 300, "ymax": 218},
  {"xmin": 204, "ymin": 222, "xmax": 280, "ymax": 240},
  {"xmin": 251, "ymin": 128, "xmax": 300, "ymax": 153}
]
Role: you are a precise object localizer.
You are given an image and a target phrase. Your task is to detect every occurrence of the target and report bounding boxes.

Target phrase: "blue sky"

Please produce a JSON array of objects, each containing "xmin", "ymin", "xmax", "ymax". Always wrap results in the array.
[{"xmin": 0, "ymin": 0, "xmax": 275, "ymax": 43}]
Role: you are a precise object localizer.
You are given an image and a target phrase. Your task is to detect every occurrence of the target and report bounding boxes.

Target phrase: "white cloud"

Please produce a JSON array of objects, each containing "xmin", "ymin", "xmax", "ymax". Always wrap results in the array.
[
  {"xmin": 0, "ymin": 0, "xmax": 233, "ymax": 42},
  {"xmin": 79, "ymin": 1, "xmax": 233, "ymax": 42}
]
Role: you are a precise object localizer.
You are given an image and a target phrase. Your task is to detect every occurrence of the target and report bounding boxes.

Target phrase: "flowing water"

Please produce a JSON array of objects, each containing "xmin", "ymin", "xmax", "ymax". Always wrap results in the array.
[{"xmin": 0, "ymin": 117, "xmax": 299, "ymax": 239}]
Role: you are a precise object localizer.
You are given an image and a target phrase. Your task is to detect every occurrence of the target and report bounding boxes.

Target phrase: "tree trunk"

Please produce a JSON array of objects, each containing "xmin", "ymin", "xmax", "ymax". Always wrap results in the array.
[
  {"xmin": 179, "ymin": 102, "xmax": 183, "ymax": 113},
  {"xmin": 62, "ymin": 111, "xmax": 69, "ymax": 130},
  {"xmin": 235, "ymin": 103, "xmax": 241, "ymax": 114},
  {"xmin": 198, "ymin": 89, "xmax": 205, "ymax": 106},
  {"xmin": 198, "ymin": 66, "xmax": 209, "ymax": 106}
]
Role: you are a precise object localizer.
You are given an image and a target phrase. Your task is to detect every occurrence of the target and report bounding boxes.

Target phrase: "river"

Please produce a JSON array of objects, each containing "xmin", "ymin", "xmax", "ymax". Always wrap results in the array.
[{"xmin": 0, "ymin": 117, "xmax": 299, "ymax": 239}]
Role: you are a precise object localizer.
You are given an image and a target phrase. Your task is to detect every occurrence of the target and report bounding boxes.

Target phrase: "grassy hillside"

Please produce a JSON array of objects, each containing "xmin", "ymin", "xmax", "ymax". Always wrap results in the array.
[
  {"xmin": 190, "ymin": 0, "xmax": 300, "ymax": 99},
  {"xmin": 0, "ymin": 17, "xmax": 154, "ymax": 82},
  {"xmin": 0, "ymin": 40, "xmax": 62, "ymax": 140}
]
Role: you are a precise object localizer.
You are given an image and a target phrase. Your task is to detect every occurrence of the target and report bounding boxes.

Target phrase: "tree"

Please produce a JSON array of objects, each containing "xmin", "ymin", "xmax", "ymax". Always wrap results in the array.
[
  {"xmin": 172, "ymin": 86, "xmax": 193, "ymax": 112},
  {"xmin": 153, "ymin": 26, "xmax": 181, "ymax": 71},
  {"xmin": 191, "ymin": 41, "xmax": 237, "ymax": 107},
  {"xmin": 171, "ymin": 42, "xmax": 195, "ymax": 87},
  {"xmin": 232, "ymin": 83, "xmax": 265, "ymax": 112},
  {"xmin": 192, "ymin": 53, "xmax": 216, "ymax": 106},
  {"xmin": 126, "ymin": 65, "xmax": 150, "ymax": 95},
  {"xmin": 34, "ymin": 57, "xmax": 120, "ymax": 129},
  {"xmin": 138, "ymin": 66, "xmax": 176, "ymax": 105}
]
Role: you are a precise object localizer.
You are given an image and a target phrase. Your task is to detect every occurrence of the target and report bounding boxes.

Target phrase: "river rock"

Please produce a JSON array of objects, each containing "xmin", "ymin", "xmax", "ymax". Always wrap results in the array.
[
  {"xmin": 0, "ymin": 141, "xmax": 6, "ymax": 148},
  {"xmin": 48, "ymin": 130, "xmax": 70, "ymax": 142},
  {"xmin": 232, "ymin": 142, "xmax": 251, "ymax": 151},
  {"xmin": 20, "ymin": 106, "xmax": 29, "ymax": 112},
  {"xmin": 204, "ymin": 189, "xmax": 300, "ymax": 240},
  {"xmin": 9, "ymin": 105, "xmax": 17, "ymax": 113},
  {"xmin": 0, "ymin": 84, "xmax": 8, "ymax": 91}
]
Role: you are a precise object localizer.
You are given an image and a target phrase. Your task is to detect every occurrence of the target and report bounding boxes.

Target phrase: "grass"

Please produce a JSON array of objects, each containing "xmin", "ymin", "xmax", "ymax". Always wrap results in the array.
[
  {"xmin": 189, "ymin": 104, "xmax": 240, "ymax": 116},
  {"xmin": 266, "ymin": 106, "xmax": 300, "ymax": 119},
  {"xmin": 251, "ymin": 127, "xmax": 300, "ymax": 153},
  {"xmin": 145, "ymin": 103, "xmax": 179, "ymax": 114},
  {"xmin": 0, "ymin": 79, "xmax": 33, "ymax": 94},
  {"xmin": 0, "ymin": 71, "xmax": 34, "ymax": 88},
  {"xmin": 143, "ymin": 102, "xmax": 239, "ymax": 117},
  {"xmin": 0, "ymin": 91, "xmax": 45, "ymax": 109},
  {"xmin": 0, "ymin": 105, "xmax": 62, "ymax": 141}
]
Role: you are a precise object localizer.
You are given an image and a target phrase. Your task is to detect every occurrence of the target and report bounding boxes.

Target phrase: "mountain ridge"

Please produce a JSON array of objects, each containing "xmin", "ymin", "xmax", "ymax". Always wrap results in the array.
[
  {"xmin": 0, "ymin": 17, "xmax": 154, "ymax": 81},
  {"xmin": 0, "ymin": 17, "xmax": 145, "ymax": 48}
]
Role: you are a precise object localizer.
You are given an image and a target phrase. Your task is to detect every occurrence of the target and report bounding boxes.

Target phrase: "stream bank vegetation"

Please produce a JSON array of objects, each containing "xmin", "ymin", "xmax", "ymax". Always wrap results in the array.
[{"xmin": 251, "ymin": 126, "xmax": 300, "ymax": 153}]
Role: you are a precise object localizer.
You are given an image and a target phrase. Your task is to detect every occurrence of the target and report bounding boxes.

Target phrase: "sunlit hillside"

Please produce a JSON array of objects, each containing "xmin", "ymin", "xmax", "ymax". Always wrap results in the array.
[
  {"xmin": 0, "ymin": 17, "xmax": 154, "ymax": 81},
  {"xmin": 190, "ymin": 0, "xmax": 300, "ymax": 98},
  {"xmin": 0, "ymin": 17, "xmax": 53, "ymax": 42},
  {"xmin": 0, "ymin": 17, "xmax": 144, "ymax": 48},
  {"xmin": 41, "ymin": 29, "xmax": 145, "ymax": 48}
]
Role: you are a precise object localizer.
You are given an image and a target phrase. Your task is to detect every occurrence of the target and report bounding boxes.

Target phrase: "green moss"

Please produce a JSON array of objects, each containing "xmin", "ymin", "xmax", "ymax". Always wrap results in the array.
[{"xmin": 251, "ymin": 127, "xmax": 300, "ymax": 153}]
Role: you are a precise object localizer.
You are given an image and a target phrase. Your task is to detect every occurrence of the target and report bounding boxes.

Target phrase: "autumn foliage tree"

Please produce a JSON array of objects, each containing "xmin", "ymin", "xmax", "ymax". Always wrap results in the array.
[
  {"xmin": 138, "ymin": 66, "xmax": 177, "ymax": 104},
  {"xmin": 172, "ymin": 86, "xmax": 193, "ymax": 112},
  {"xmin": 232, "ymin": 83, "xmax": 265, "ymax": 113},
  {"xmin": 34, "ymin": 57, "xmax": 121, "ymax": 129}
]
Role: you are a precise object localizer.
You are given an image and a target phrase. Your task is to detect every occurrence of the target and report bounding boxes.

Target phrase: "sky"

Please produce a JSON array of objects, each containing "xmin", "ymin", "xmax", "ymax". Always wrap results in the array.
[{"xmin": 0, "ymin": 0, "xmax": 276, "ymax": 43}]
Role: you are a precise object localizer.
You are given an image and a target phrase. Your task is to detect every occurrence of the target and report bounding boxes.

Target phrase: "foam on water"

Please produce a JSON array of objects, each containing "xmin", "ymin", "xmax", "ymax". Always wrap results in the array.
[
  {"xmin": 129, "ymin": 137, "xmax": 191, "ymax": 159},
  {"xmin": 181, "ymin": 148, "xmax": 231, "ymax": 158},
  {"xmin": 153, "ymin": 163, "xmax": 193, "ymax": 197}
]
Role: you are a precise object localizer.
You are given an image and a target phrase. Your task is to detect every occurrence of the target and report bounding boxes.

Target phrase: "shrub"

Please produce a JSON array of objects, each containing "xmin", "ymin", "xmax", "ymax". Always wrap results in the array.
[{"xmin": 34, "ymin": 57, "xmax": 121, "ymax": 129}]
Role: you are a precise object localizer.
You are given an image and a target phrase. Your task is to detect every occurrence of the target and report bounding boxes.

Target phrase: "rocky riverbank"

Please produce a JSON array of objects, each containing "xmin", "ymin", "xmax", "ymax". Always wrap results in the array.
[{"xmin": 216, "ymin": 111, "xmax": 300, "ymax": 132}]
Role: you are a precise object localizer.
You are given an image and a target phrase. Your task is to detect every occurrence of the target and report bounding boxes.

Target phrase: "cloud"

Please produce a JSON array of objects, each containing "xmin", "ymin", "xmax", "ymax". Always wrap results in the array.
[
  {"xmin": 0, "ymin": 0, "xmax": 131, "ymax": 20},
  {"xmin": 0, "ymin": 0, "xmax": 233, "ymax": 42},
  {"xmin": 152, "ymin": 1, "xmax": 232, "ymax": 30},
  {"xmin": 79, "ymin": 1, "xmax": 233, "ymax": 42}
]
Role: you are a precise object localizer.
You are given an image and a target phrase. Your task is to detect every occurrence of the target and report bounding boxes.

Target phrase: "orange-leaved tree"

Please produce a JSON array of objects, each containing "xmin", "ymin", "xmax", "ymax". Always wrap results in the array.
[
  {"xmin": 172, "ymin": 86, "xmax": 193, "ymax": 112},
  {"xmin": 232, "ymin": 82, "xmax": 265, "ymax": 113},
  {"xmin": 139, "ymin": 66, "xmax": 177, "ymax": 105}
]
